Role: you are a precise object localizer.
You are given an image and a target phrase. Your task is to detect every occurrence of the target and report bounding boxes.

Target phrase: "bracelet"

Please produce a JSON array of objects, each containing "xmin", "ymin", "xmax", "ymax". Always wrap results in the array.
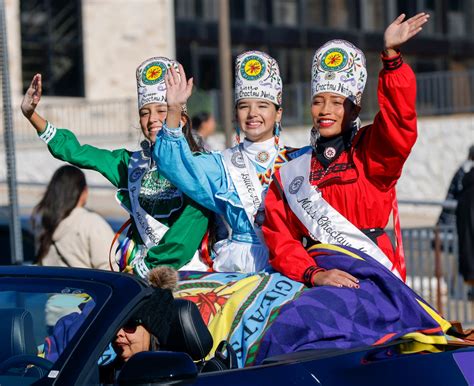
[
  {"xmin": 303, "ymin": 266, "xmax": 326, "ymax": 287},
  {"xmin": 381, "ymin": 49, "xmax": 403, "ymax": 71},
  {"xmin": 39, "ymin": 121, "xmax": 57, "ymax": 144}
]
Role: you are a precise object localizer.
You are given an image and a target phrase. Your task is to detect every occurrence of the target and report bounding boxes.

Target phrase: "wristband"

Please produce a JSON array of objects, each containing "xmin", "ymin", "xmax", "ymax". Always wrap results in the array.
[
  {"xmin": 381, "ymin": 49, "xmax": 403, "ymax": 71},
  {"xmin": 303, "ymin": 266, "xmax": 326, "ymax": 287}
]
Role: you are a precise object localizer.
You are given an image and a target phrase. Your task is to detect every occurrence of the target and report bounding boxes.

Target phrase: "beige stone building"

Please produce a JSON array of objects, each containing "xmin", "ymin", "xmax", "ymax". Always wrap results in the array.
[{"xmin": 4, "ymin": 0, "xmax": 176, "ymax": 100}]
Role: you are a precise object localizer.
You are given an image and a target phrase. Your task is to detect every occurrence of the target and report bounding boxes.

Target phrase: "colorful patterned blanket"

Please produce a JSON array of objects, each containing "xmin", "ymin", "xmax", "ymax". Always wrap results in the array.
[
  {"xmin": 176, "ymin": 244, "xmax": 451, "ymax": 367},
  {"xmin": 176, "ymin": 271, "xmax": 305, "ymax": 367}
]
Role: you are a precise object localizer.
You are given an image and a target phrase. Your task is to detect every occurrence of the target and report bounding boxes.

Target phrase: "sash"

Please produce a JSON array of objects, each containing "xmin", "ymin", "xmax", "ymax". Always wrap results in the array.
[
  {"xmin": 116, "ymin": 150, "xmax": 170, "ymax": 250},
  {"xmin": 221, "ymin": 144, "xmax": 270, "ymax": 243},
  {"xmin": 279, "ymin": 150, "xmax": 402, "ymax": 279}
]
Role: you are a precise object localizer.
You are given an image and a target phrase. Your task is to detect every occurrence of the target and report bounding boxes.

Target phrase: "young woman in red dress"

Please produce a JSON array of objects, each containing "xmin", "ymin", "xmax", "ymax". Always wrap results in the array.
[{"xmin": 263, "ymin": 13, "xmax": 430, "ymax": 287}]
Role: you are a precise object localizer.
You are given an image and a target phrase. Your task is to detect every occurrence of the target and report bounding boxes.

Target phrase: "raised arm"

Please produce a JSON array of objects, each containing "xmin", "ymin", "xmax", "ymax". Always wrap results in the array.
[
  {"xmin": 363, "ymin": 13, "xmax": 429, "ymax": 189},
  {"xmin": 154, "ymin": 128, "xmax": 227, "ymax": 213},
  {"xmin": 165, "ymin": 64, "xmax": 193, "ymax": 129},
  {"xmin": 21, "ymin": 74, "xmax": 129, "ymax": 188},
  {"xmin": 153, "ymin": 65, "xmax": 228, "ymax": 214},
  {"xmin": 21, "ymin": 74, "xmax": 47, "ymax": 133}
]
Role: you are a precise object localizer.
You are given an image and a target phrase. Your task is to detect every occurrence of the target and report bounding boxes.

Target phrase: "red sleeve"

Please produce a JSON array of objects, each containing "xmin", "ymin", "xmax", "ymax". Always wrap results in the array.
[
  {"xmin": 361, "ymin": 53, "xmax": 418, "ymax": 190},
  {"xmin": 263, "ymin": 171, "xmax": 323, "ymax": 285}
]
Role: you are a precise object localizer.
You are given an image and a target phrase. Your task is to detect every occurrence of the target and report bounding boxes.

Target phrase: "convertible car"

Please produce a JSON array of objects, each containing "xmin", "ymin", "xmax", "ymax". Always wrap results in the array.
[{"xmin": 1, "ymin": 265, "xmax": 473, "ymax": 385}]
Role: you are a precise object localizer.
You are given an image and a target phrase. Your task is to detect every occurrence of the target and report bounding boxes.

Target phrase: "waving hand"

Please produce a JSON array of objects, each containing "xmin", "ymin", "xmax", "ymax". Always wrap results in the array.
[{"xmin": 384, "ymin": 13, "xmax": 430, "ymax": 51}]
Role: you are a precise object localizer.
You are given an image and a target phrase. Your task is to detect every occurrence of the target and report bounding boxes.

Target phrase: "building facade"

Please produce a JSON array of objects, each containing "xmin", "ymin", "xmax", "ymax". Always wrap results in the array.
[
  {"xmin": 5, "ymin": 0, "xmax": 175, "ymax": 100},
  {"xmin": 175, "ymin": 0, "xmax": 474, "ymax": 89}
]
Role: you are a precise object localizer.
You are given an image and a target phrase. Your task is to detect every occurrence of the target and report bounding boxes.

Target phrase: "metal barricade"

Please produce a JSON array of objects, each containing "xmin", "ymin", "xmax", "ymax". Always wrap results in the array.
[{"xmin": 398, "ymin": 225, "xmax": 474, "ymax": 326}]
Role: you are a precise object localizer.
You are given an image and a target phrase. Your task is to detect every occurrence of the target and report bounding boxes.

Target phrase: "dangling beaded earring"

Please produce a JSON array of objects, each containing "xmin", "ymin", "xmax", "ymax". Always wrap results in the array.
[
  {"xmin": 310, "ymin": 127, "xmax": 320, "ymax": 149},
  {"xmin": 235, "ymin": 125, "xmax": 241, "ymax": 144},
  {"xmin": 274, "ymin": 122, "xmax": 281, "ymax": 149},
  {"xmin": 349, "ymin": 117, "xmax": 361, "ymax": 145}
]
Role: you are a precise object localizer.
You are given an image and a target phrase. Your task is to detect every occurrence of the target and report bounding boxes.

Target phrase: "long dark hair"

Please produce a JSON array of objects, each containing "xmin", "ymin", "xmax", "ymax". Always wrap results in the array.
[
  {"xmin": 181, "ymin": 112, "xmax": 220, "ymax": 253},
  {"xmin": 182, "ymin": 112, "xmax": 202, "ymax": 152},
  {"xmin": 31, "ymin": 165, "xmax": 87, "ymax": 264}
]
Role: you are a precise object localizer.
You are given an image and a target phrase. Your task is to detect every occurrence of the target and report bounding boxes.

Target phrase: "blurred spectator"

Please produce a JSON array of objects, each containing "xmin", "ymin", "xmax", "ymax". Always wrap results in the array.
[
  {"xmin": 191, "ymin": 111, "xmax": 216, "ymax": 151},
  {"xmin": 31, "ymin": 165, "xmax": 114, "ymax": 269},
  {"xmin": 437, "ymin": 145, "xmax": 474, "ymax": 227},
  {"xmin": 456, "ymin": 160, "xmax": 474, "ymax": 285}
]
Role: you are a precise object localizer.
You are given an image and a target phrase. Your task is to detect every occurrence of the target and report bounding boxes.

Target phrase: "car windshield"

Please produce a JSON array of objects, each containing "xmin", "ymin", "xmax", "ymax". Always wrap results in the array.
[{"xmin": 0, "ymin": 277, "xmax": 110, "ymax": 384}]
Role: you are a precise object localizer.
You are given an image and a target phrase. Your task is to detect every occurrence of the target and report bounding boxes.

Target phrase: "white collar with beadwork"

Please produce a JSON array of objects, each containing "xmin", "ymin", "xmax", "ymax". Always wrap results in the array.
[{"xmin": 242, "ymin": 137, "xmax": 278, "ymax": 169}]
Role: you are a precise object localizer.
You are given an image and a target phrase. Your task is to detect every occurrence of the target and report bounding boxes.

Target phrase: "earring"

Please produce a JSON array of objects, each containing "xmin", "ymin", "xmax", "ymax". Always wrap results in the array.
[
  {"xmin": 235, "ymin": 126, "xmax": 241, "ymax": 144},
  {"xmin": 274, "ymin": 122, "xmax": 281, "ymax": 148},
  {"xmin": 349, "ymin": 117, "xmax": 361, "ymax": 144},
  {"xmin": 310, "ymin": 127, "xmax": 320, "ymax": 149}
]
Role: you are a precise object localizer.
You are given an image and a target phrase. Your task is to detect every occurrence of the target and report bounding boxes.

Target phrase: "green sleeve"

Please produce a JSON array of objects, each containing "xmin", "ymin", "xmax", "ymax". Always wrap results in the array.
[
  {"xmin": 138, "ymin": 198, "xmax": 210, "ymax": 272},
  {"xmin": 46, "ymin": 127, "xmax": 130, "ymax": 188}
]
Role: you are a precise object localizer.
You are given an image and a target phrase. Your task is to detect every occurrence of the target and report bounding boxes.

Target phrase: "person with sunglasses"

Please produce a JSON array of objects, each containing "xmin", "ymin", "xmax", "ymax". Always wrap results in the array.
[
  {"xmin": 100, "ymin": 285, "xmax": 175, "ymax": 383},
  {"xmin": 112, "ymin": 318, "xmax": 158, "ymax": 362}
]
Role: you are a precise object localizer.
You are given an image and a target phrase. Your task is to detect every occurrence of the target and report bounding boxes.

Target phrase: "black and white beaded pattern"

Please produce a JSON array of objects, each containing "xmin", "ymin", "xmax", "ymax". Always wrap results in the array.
[{"xmin": 39, "ymin": 121, "xmax": 57, "ymax": 144}]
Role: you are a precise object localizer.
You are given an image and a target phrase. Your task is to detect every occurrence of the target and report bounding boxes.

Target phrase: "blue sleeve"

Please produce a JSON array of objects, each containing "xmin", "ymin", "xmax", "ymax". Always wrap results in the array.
[{"xmin": 153, "ymin": 124, "xmax": 227, "ymax": 214}]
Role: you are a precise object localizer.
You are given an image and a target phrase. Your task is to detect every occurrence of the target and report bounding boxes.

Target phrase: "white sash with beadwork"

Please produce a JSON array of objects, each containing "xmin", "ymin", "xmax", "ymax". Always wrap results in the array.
[
  {"xmin": 280, "ymin": 150, "xmax": 401, "ymax": 279},
  {"xmin": 117, "ymin": 150, "xmax": 207, "ymax": 275},
  {"xmin": 222, "ymin": 144, "xmax": 268, "ymax": 244},
  {"xmin": 118, "ymin": 150, "xmax": 170, "ymax": 250}
]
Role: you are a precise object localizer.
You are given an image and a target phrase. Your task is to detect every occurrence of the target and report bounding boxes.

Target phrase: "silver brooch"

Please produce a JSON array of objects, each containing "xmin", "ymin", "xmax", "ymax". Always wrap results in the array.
[{"xmin": 323, "ymin": 146, "xmax": 336, "ymax": 160}]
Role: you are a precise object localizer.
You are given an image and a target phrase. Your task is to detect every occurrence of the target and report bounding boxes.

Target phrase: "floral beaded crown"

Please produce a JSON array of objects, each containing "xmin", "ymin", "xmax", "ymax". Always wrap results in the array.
[
  {"xmin": 136, "ymin": 56, "xmax": 180, "ymax": 110},
  {"xmin": 234, "ymin": 51, "xmax": 283, "ymax": 106},
  {"xmin": 311, "ymin": 40, "xmax": 367, "ymax": 106}
]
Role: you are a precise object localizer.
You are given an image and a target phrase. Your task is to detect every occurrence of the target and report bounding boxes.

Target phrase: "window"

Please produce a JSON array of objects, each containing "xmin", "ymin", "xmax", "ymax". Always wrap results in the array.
[
  {"xmin": 447, "ymin": 0, "xmax": 466, "ymax": 37},
  {"xmin": 175, "ymin": 0, "xmax": 197, "ymax": 19},
  {"xmin": 202, "ymin": 0, "xmax": 219, "ymax": 20},
  {"xmin": 20, "ymin": 0, "xmax": 84, "ymax": 97},
  {"xmin": 360, "ymin": 0, "xmax": 386, "ymax": 31},
  {"xmin": 304, "ymin": 0, "xmax": 326, "ymax": 27},
  {"xmin": 245, "ymin": 0, "xmax": 269, "ymax": 25},
  {"xmin": 273, "ymin": 0, "xmax": 298, "ymax": 26},
  {"xmin": 175, "ymin": 0, "xmax": 218, "ymax": 21},
  {"xmin": 327, "ymin": 0, "xmax": 352, "ymax": 29},
  {"xmin": 230, "ymin": 0, "xmax": 246, "ymax": 21}
]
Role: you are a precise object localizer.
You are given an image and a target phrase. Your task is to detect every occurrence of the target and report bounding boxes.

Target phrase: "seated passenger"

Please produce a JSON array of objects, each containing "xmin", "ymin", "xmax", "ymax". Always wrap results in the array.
[
  {"xmin": 100, "ymin": 287, "xmax": 174, "ymax": 383},
  {"xmin": 100, "ymin": 267, "xmax": 178, "ymax": 382},
  {"xmin": 263, "ymin": 13, "xmax": 431, "ymax": 285},
  {"xmin": 21, "ymin": 57, "xmax": 210, "ymax": 278},
  {"xmin": 153, "ymin": 51, "xmax": 305, "ymax": 273},
  {"xmin": 248, "ymin": 12, "xmax": 454, "ymax": 363}
]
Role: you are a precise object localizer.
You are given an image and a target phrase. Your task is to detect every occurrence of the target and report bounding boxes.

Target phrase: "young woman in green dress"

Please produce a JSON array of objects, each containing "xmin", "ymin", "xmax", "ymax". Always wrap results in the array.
[{"xmin": 21, "ymin": 57, "xmax": 211, "ymax": 278}]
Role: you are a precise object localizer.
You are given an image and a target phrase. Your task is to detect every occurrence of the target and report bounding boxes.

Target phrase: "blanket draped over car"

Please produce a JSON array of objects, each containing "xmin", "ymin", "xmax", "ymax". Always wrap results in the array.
[
  {"xmin": 176, "ymin": 270, "xmax": 305, "ymax": 367},
  {"xmin": 176, "ymin": 244, "xmax": 451, "ymax": 368}
]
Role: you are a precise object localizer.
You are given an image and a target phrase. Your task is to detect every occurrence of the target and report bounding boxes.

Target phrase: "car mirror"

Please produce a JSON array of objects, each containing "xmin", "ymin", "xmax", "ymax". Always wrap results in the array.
[{"xmin": 117, "ymin": 351, "xmax": 197, "ymax": 385}]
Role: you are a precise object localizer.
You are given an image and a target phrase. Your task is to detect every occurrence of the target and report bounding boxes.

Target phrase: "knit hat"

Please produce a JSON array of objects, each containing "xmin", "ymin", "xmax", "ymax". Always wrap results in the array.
[
  {"xmin": 234, "ymin": 51, "xmax": 282, "ymax": 106},
  {"xmin": 136, "ymin": 56, "xmax": 179, "ymax": 110},
  {"xmin": 311, "ymin": 39, "xmax": 367, "ymax": 106},
  {"xmin": 131, "ymin": 267, "xmax": 179, "ymax": 343}
]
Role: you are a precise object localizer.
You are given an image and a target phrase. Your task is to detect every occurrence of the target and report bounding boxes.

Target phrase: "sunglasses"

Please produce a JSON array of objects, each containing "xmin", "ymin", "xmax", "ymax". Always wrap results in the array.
[{"xmin": 122, "ymin": 319, "xmax": 143, "ymax": 334}]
